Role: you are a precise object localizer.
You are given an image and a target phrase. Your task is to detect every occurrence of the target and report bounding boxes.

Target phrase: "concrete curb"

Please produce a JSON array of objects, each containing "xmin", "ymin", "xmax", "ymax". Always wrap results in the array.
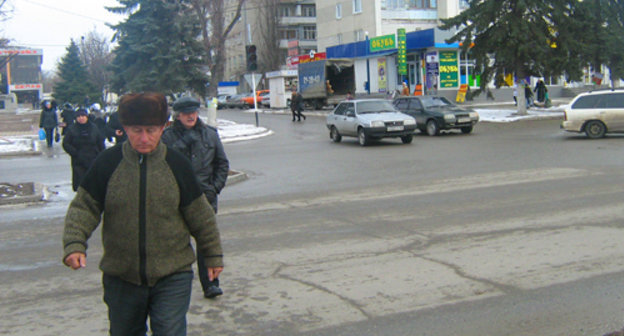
[
  {"xmin": 226, "ymin": 169, "xmax": 248, "ymax": 186},
  {"xmin": 0, "ymin": 182, "xmax": 45, "ymax": 206}
]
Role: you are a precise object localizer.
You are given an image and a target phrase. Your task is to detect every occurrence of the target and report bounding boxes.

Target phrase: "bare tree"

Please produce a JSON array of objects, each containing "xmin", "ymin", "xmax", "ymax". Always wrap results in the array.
[
  {"xmin": 78, "ymin": 30, "xmax": 113, "ymax": 105},
  {"xmin": 0, "ymin": 0, "xmax": 13, "ymax": 47},
  {"xmin": 257, "ymin": 0, "xmax": 281, "ymax": 72},
  {"xmin": 190, "ymin": 0, "xmax": 245, "ymax": 97}
]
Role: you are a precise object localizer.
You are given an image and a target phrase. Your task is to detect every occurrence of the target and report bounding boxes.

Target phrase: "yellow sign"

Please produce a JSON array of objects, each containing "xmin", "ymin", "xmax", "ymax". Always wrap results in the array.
[
  {"xmin": 370, "ymin": 34, "xmax": 396, "ymax": 52},
  {"xmin": 456, "ymin": 84, "xmax": 468, "ymax": 103}
]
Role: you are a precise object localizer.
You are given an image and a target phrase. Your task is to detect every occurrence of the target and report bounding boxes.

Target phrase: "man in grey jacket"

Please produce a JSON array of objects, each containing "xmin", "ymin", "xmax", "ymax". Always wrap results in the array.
[{"xmin": 162, "ymin": 96, "xmax": 230, "ymax": 299}]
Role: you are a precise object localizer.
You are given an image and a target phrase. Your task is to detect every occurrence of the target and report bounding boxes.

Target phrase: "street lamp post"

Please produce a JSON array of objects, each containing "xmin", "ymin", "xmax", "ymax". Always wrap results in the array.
[{"xmin": 365, "ymin": 31, "xmax": 370, "ymax": 95}]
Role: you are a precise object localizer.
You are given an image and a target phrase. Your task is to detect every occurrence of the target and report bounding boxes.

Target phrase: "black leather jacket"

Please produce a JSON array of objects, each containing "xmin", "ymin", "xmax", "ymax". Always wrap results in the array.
[{"xmin": 161, "ymin": 119, "xmax": 229, "ymax": 211}]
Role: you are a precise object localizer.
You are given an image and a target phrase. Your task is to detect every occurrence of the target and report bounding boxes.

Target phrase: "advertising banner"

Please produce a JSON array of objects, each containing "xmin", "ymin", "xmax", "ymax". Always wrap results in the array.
[
  {"xmin": 378, "ymin": 58, "xmax": 387, "ymax": 93},
  {"xmin": 370, "ymin": 34, "xmax": 396, "ymax": 53},
  {"xmin": 397, "ymin": 29, "xmax": 407, "ymax": 76},
  {"xmin": 439, "ymin": 51, "xmax": 459, "ymax": 88},
  {"xmin": 425, "ymin": 51, "xmax": 439, "ymax": 91}
]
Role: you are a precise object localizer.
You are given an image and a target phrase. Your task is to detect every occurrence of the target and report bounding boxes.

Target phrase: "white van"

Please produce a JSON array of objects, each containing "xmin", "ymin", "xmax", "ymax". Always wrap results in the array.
[{"xmin": 561, "ymin": 89, "xmax": 624, "ymax": 138}]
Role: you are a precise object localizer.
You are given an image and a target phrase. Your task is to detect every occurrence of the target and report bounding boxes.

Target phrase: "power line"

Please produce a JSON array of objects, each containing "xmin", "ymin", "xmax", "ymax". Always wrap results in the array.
[{"xmin": 22, "ymin": 0, "xmax": 117, "ymax": 24}]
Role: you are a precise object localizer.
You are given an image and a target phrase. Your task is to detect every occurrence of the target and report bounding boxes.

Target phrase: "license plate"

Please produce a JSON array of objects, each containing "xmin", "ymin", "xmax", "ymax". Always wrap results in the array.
[
  {"xmin": 387, "ymin": 125, "xmax": 404, "ymax": 131},
  {"xmin": 458, "ymin": 117, "xmax": 471, "ymax": 123}
]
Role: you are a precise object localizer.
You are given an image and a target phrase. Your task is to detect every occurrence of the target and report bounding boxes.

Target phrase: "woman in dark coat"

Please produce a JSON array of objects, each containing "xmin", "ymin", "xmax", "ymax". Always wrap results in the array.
[
  {"xmin": 62, "ymin": 108, "xmax": 105, "ymax": 191},
  {"xmin": 39, "ymin": 100, "xmax": 58, "ymax": 148}
]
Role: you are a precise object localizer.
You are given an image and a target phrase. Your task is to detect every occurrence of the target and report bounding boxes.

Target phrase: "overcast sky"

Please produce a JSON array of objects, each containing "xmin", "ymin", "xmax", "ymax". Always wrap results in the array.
[{"xmin": 1, "ymin": 0, "xmax": 125, "ymax": 72}]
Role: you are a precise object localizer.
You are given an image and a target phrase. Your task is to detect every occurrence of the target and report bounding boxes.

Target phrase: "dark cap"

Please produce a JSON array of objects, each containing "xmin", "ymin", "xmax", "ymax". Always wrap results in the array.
[
  {"xmin": 75, "ymin": 108, "xmax": 88, "ymax": 117},
  {"xmin": 173, "ymin": 96, "xmax": 200, "ymax": 113}
]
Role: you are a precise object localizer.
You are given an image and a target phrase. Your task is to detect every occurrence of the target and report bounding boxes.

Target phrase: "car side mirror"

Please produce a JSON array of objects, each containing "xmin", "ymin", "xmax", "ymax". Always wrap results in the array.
[{"xmin": 347, "ymin": 111, "xmax": 355, "ymax": 117}]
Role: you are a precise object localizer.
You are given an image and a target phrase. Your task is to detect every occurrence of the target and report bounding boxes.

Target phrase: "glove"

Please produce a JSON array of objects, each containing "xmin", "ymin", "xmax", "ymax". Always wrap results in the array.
[{"xmin": 181, "ymin": 130, "xmax": 200, "ymax": 146}]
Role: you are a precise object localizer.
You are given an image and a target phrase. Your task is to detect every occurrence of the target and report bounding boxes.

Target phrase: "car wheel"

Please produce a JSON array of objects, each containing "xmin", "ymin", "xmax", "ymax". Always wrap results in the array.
[
  {"xmin": 358, "ymin": 128, "xmax": 369, "ymax": 146},
  {"xmin": 460, "ymin": 126, "xmax": 473, "ymax": 134},
  {"xmin": 401, "ymin": 134, "xmax": 413, "ymax": 144},
  {"xmin": 330, "ymin": 126, "xmax": 342, "ymax": 143},
  {"xmin": 584, "ymin": 120, "xmax": 606, "ymax": 139},
  {"xmin": 426, "ymin": 120, "xmax": 440, "ymax": 136}
]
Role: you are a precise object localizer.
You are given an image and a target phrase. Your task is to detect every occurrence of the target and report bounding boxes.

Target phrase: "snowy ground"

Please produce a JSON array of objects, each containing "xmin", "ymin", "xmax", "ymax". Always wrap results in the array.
[{"xmin": 0, "ymin": 107, "xmax": 562, "ymax": 155}]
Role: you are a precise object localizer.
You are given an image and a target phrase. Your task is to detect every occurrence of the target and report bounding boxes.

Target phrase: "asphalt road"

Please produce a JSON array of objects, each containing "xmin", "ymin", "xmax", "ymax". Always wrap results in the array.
[{"xmin": 1, "ymin": 110, "xmax": 624, "ymax": 335}]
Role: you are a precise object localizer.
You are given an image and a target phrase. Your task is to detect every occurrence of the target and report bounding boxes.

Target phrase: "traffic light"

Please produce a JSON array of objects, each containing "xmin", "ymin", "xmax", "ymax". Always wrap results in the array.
[{"xmin": 246, "ymin": 45, "xmax": 257, "ymax": 72}]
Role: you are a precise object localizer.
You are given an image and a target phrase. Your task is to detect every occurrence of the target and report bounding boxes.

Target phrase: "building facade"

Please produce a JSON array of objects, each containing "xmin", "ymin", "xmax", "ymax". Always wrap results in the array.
[
  {"xmin": 223, "ymin": 0, "xmax": 317, "ymax": 90},
  {"xmin": 0, "ymin": 48, "xmax": 43, "ymax": 108},
  {"xmin": 316, "ymin": 0, "xmax": 468, "ymax": 51}
]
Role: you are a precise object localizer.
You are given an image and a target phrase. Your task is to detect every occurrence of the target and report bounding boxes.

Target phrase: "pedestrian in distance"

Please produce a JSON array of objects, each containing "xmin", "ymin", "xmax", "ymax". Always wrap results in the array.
[
  {"xmin": 401, "ymin": 82, "xmax": 410, "ymax": 96},
  {"xmin": 290, "ymin": 89, "xmax": 306, "ymax": 122},
  {"xmin": 534, "ymin": 79, "xmax": 547, "ymax": 103},
  {"xmin": 59, "ymin": 102, "xmax": 76, "ymax": 136},
  {"xmin": 62, "ymin": 108, "xmax": 105, "ymax": 191},
  {"xmin": 62, "ymin": 92, "xmax": 224, "ymax": 336},
  {"xmin": 106, "ymin": 110, "xmax": 127, "ymax": 144},
  {"xmin": 524, "ymin": 82, "xmax": 534, "ymax": 108},
  {"xmin": 39, "ymin": 100, "xmax": 58, "ymax": 148},
  {"xmin": 162, "ymin": 96, "xmax": 230, "ymax": 299}
]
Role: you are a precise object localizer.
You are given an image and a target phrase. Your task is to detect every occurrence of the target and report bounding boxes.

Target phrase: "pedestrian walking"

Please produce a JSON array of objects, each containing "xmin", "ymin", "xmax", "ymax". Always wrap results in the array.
[
  {"xmin": 534, "ymin": 79, "xmax": 547, "ymax": 103},
  {"xmin": 106, "ymin": 110, "xmax": 127, "ymax": 143},
  {"xmin": 162, "ymin": 96, "xmax": 230, "ymax": 299},
  {"xmin": 62, "ymin": 92, "xmax": 224, "ymax": 336},
  {"xmin": 290, "ymin": 89, "xmax": 305, "ymax": 121},
  {"xmin": 401, "ymin": 82, "xmax": 410, "ymax": 96},
  {"xmin": 524, "ymin": 82, "xmax": 534, "ymax": 108},
  {"xmin": 62, "ymin": 108, "xmax": 105, "ymax": 191},
  {"xmin": 89, "ymin": 103, "xmax": 110, "ymax": 142},
  {"xmin": 39, "ymin": 100, "xmax": 58, "ymax": 148},
  {"xmin": 59, "ymin": 102, "xmax": 76, "ymax": 136}
]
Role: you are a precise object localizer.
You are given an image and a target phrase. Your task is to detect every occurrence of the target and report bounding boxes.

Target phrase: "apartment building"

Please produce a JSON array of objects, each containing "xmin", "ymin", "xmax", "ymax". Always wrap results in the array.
[
  {"xmin": 316, "ymin": 0, "xmax": 468, "ymax": 51},
  {"xmin": 223, "ymin": 0, "xmax": 317, "ymax": 87}
]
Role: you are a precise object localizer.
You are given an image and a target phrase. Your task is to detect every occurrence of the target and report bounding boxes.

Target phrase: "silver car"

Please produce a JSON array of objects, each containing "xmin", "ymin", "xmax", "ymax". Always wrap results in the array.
[{"xmin": 326, "ymin": 99, "xmax": 417, "ymax": 146}]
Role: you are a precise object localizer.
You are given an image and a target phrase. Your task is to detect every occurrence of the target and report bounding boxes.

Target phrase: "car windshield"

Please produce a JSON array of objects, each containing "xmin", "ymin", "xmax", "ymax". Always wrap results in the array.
[
  {"xmin": 357, "ymin": 101, "xmax": 397, "ymax": 114},
  {"xmin": 419, "ymin": 96, "xmax": 453, "ymax": 108}
]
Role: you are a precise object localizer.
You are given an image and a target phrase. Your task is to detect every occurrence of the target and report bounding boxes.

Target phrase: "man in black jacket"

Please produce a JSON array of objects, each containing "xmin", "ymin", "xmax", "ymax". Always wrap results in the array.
[
  {"xmin": 162, "ymin": 96, "xmax": 230, "ymax": 299},
  {"xmin": 61, "ymin": 108, "xmax": 105, "ymax": 191}
]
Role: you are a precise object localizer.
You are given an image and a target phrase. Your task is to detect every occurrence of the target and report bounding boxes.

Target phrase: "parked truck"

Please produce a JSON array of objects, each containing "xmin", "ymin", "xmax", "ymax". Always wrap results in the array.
[{"xmin": 298, "ymin": 59, "xmax": 355, "ymax": 109}]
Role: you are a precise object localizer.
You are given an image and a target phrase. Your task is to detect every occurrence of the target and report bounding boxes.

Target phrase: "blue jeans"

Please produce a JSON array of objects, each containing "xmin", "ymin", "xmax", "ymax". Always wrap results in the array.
[{"xmin": 103, "ymin": 271, "xmax": 193, "ymax": 336}]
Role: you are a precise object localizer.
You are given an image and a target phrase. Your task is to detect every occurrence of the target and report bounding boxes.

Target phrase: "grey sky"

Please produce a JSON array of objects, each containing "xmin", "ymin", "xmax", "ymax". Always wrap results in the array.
[{"xmin": 1, "ymin": 0, "xmax": 123, "ymax": 72}]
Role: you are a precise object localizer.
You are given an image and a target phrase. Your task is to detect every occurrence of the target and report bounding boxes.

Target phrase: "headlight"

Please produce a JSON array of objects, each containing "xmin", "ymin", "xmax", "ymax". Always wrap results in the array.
[
  {"xmin": 469, "ymin": 112, "xmax": 479, "ymax": 119},
  {"xmin": 444, "ymin": 114, "xmax": 455, "ymax": 121},
  {"xmin": 370, "ymin": 120, "xmax": 385, "ymax": 127},
  {"xmin": 403, "ymin": 119, "xmax": 416, "ymax": 125}
]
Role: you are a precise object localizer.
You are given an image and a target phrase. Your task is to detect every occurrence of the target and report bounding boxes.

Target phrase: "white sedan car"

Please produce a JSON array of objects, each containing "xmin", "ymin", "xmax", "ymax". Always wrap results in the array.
[{"xmin": 326, "ymin": 99, "xmax": 417, "ymax": 146}]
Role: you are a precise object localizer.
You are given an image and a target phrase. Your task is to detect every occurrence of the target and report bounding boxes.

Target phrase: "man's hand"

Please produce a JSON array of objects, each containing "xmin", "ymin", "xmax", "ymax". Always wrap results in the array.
[
  {"xmin": 64, "ymin": 252, "xmax": 86, "ymax": 270},
  {"xmin": 208, "ymin": 267, "xmax": 223, "ymax": 281}
]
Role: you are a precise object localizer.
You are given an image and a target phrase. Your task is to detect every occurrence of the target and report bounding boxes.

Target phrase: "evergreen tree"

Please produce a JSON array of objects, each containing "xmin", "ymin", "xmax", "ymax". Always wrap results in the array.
[
  {"xmin": 580, "ymin": 0, "xmax": 624, "ymax": 84},
  {"xmin": 440, "ymin": 0, "xmax": 584, "ymax": 114},
  {"xmin": 107, "ymin": 0, "xmax": 208, "ymax": 96},
  {"xmin": 53, "ymin": 40, "xmax": 99, "ymax": 106}
]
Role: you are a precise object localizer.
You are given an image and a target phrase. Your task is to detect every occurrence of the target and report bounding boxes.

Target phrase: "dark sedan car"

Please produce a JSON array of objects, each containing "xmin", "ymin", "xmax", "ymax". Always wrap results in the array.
[{"xmin": 393, "ymin": 96, "xmax": 479, "ymax": 136}]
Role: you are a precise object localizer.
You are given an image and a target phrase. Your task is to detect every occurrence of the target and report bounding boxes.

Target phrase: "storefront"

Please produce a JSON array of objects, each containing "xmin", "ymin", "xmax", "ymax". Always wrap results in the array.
[
  {"xmin": 0, "ymin": 48, "xmax": 43, "ymax": 108},
  {"xmin": 326, "ymin": 28, "xmax": 462, "ymax": 99}
]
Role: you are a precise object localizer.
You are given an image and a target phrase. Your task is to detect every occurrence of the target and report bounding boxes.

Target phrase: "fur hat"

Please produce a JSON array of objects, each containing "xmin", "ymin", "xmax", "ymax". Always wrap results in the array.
[{"xmin": 118, "ymin": 93, "xmax": 170, "ymax": 126}]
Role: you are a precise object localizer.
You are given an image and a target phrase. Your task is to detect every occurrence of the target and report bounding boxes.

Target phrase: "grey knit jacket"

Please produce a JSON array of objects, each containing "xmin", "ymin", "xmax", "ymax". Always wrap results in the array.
[{"xmin": 62, "ymin": 141, "xmax": 223, "ymax": 286}]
